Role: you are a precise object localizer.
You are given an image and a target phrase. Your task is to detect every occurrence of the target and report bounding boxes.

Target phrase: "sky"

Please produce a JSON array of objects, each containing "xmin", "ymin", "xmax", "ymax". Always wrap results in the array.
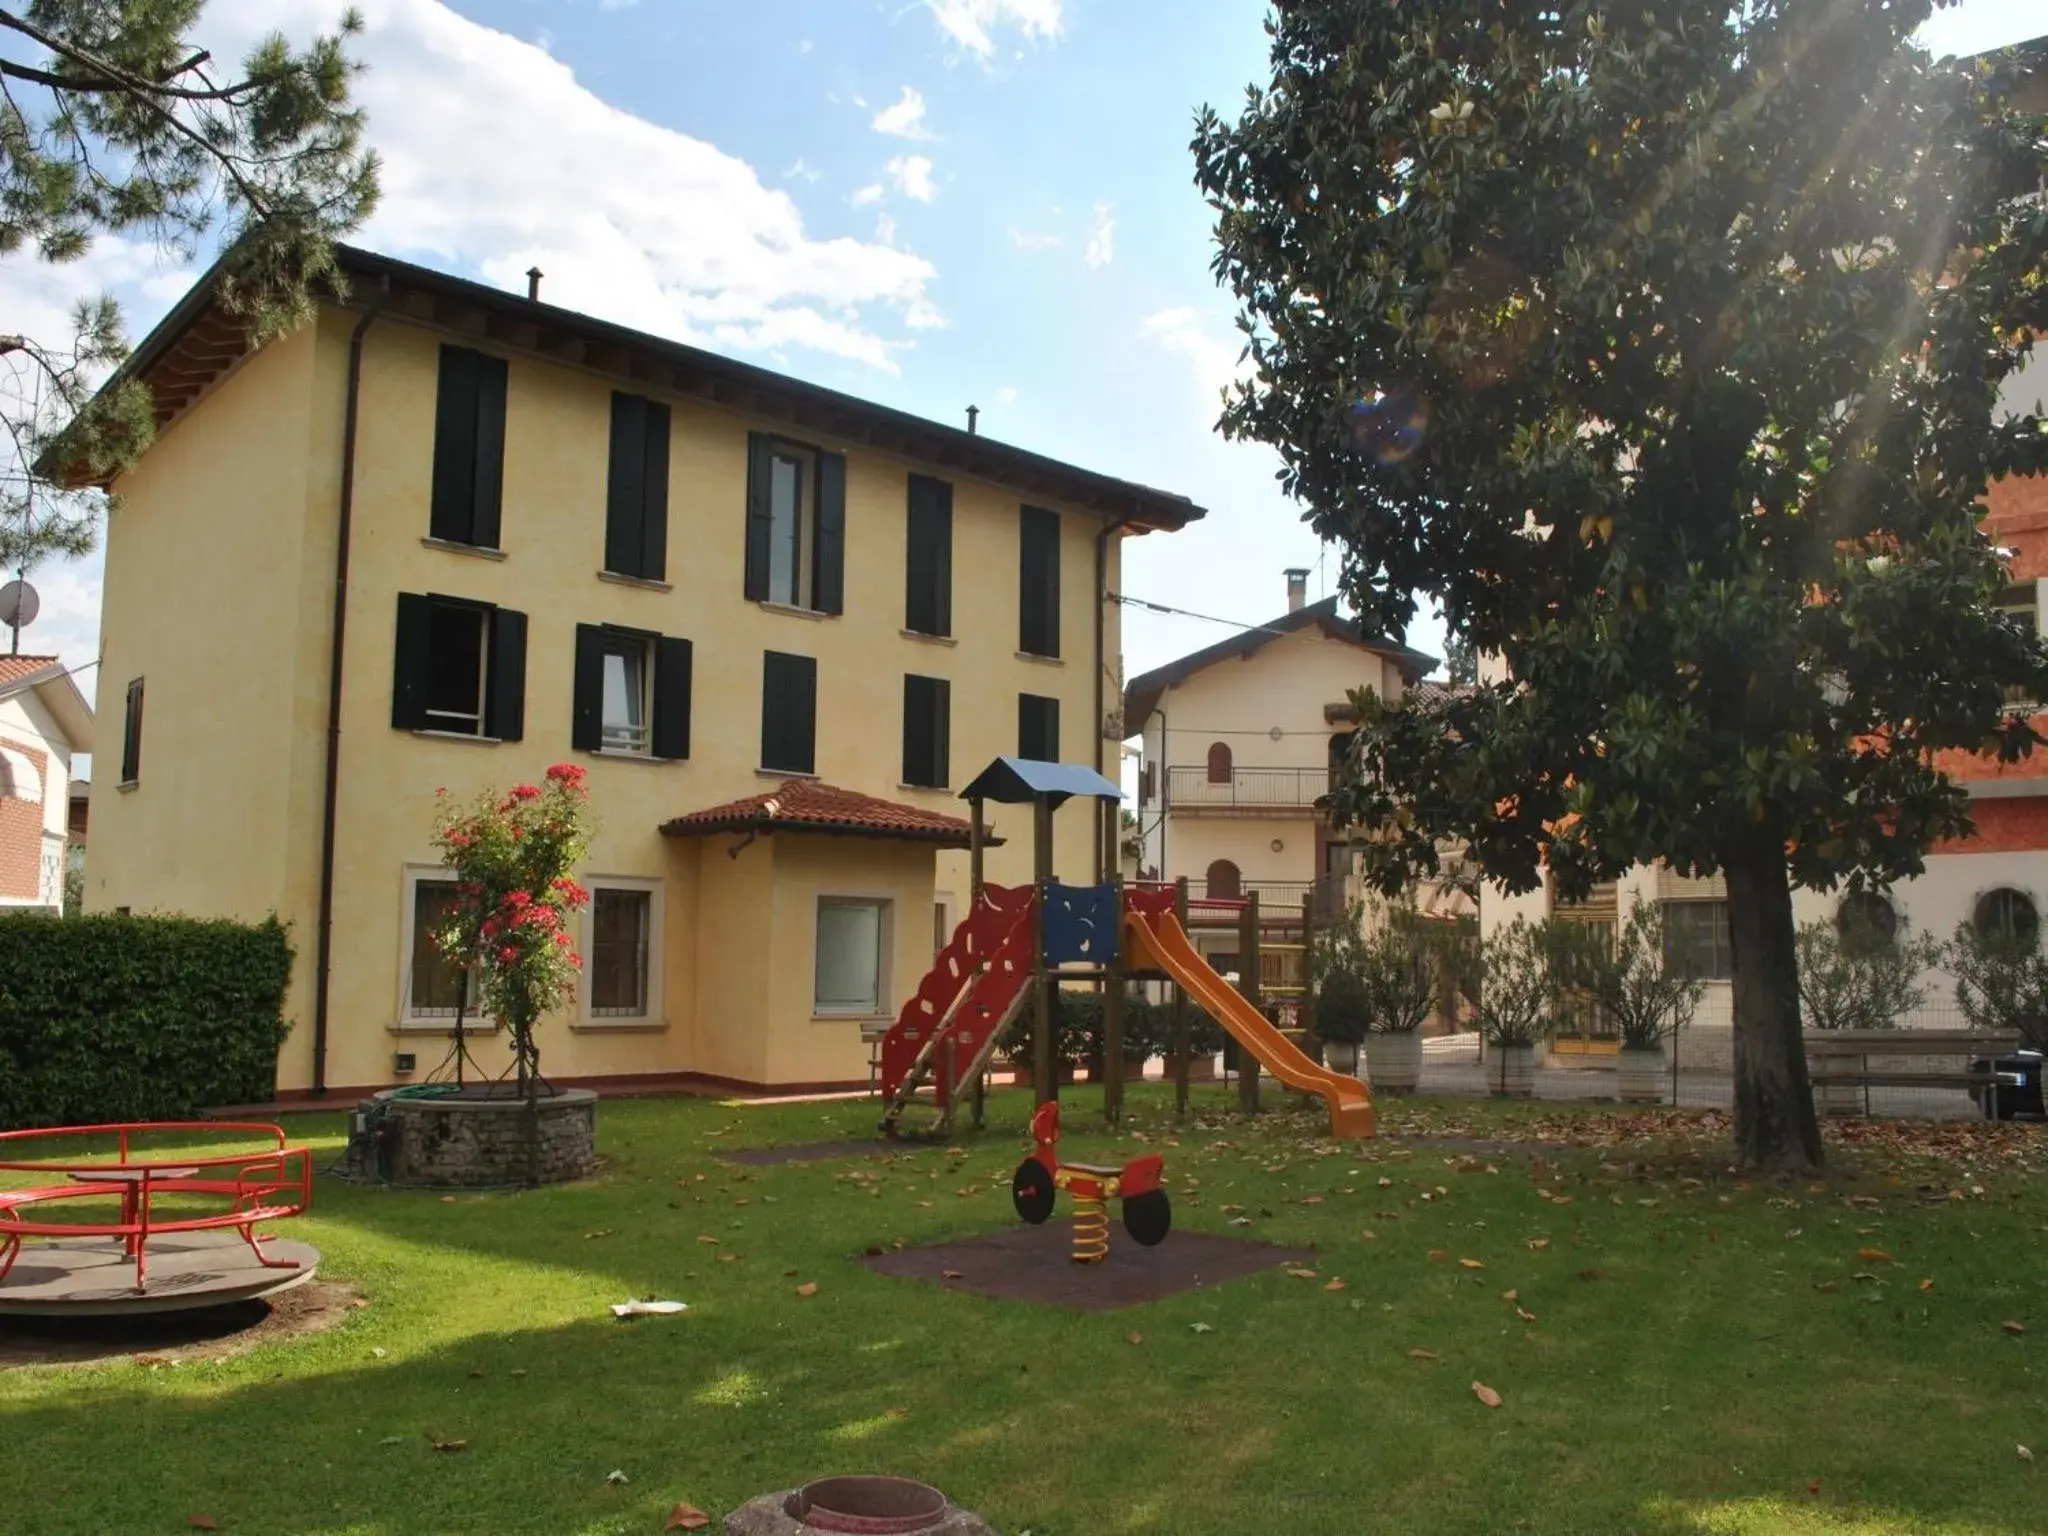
[{"xmin": 2, "ymin": 0, "xmax": 2043, "ymax": 776}]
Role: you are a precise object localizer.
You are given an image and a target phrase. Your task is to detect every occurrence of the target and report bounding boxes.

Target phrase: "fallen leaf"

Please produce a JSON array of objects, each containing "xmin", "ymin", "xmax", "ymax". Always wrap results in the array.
[
  {"xmin": 585, "ymin": 1229, "xmax": 613, "ymax": 1240},
  {"xmin": 1378, "ymin": 1177, "xmax": 1394, "ymax": 1188},
  {"xmin": 1808, "ymin": 1478, "xmax": 1822, "ymax": 1495},
  {"xmin": 1190, "ymin": 1322, "xmax": 1214, "ymax": 1333},
  {"xmin": 1502, "ymin": 1289, "xmax": 1519, "ymax": 1303},
  {"xmin": 605, "ymin": 1469, "xmax": 629, "ymax": 1486},
  {"xmin": 1127, "ymin": 1331, "xmax": 1144, "ymax": 1345},
  {"xmin": 1472, "ymin": 1381, "xmax": 1503, "ymax": 1409},
  {"xmin": 885, "ymin": 1408, "xmax": 909, "ymax": 1420},
  {"xmin": 378, "ymin": 1436, "xmax": 404, "ymax": 1447},
  {"xmin": 371, "ymin": 1347, "xmax": 389, "ymax": 1359},
  {"xmin": 1814, "ymin": 1281, "xmax": 1842, "ymax": 1294},
  {"xmin": 1427, "ymin": 1249, "xmax": 1450, "ymax": 1262},
  {"xmin": 696, "ymin": 1235, "xmax": 720, "ymax": 1245},
  {"xmin": 431, "ymin": 1438, "xmax": 468, "ymax": 1453},
  {"xmin": 665, "ymin": 1506, "xmax": 713, "ymax": 1532},
  {"xmin": 1301, "ymin": 1195, "xmax": 1326, "ymax": 1206},
  {"xmin": 1360, "ymin": 1228, "xmax": 1378, "ymax": 1240},
  {"xmin": 439, "ymin": 1195, "xmax": 457, "ymax": 1204},
  {"xmin": 717, "ymin": 1252, "xmax": 738, "ymax": 1263},
  {"xmin": 1527, "ymin": 1237, "xmax": 1551, "ymax": 1251},
  {"xmin": 940, "ymin": 1269, "xmax": 964, "ymax": 1281},
  {"xmin": 1856, "ymin": 1247, "xmax": 1892, "ymax": 1263},
  {"xmin": 2019, "ymin": 1445, "xmax": 2034, "ymax": 1463},
  {"xmin": 1285, "ymin": 1267, "xmax": 1319, "ymax": 1279},
  {"xmin": 1323, "ymin": 1278, "xmax": 1348, "ymax": 1292},
  {"xmin": 796, "ymin": 1282, "xmax": 819, "ymax": 1298},
  {"xmin": 1516, "ymin": 1306, "xmax": 1537, "ymax": 1323},
  {"xmin": 1407, "ymin": 1348, "xmax": 1439, "ymax": 1361},
  {"xmin": 1918, "ymin": 1279, "xmax": 1934, "ymax": 1293},
  {"xmin": 188, "ymin": 1519, "xmax": 218, "ymax": 1532},
  {"xmin": 2002, "ymin": 1320, "xmax": 2026, "ymax": 1335},
  {"xmin": 1228, "ymin": 1216, "xmax": 1252, "ymax": 1227},
  {"xmin": 1458, "ymin": 1258, "xmax": 1485, "ymax": 1270}
]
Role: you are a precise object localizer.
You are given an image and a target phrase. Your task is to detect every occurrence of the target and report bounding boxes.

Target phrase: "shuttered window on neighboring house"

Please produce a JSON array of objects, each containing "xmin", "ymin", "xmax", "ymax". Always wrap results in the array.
[
  {"xmin": 571, "ymin": 622, "xmax": 692, "ymax": 759},
  {"xmin": 118, "ymin": 677, "xmax": 144, "ymax": 786},
  {"xmin": 429, "ymin": 345, "xmax": 509, "ymax": 549},
  {"xmin": 391, "ymin": 592, "xmax": 527, "ymax": 741},
  {"xmin": 905, "ymin": 474, "xmax": 953, "ymax": 636},
  {"xmin": 743, "ymin": 433, "xmax": 846, "ymax": 614},
  {"xmin": 604, "ymin": 392, "xmax": 671, "ymax": 581},
  {"xmin": 1018, "ymin": 692, "xmax": 1059, "ymax": 763},
  {"xmin": 901, "ymin": 674, "xmax": 951, "ymax": 788},
  {"xmin": 1018, "ymin": 504, "xmax": 1061, "ymax": 657},
  {"xmin": 762, "ymin": 651, "xmax": 818, "ymax": 774}
]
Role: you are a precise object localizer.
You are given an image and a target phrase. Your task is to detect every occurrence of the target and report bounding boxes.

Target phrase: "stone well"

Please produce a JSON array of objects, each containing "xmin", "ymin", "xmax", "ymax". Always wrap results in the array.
[{"xmin": 350, "ymin": 1086, "xmax": 598, "ymax": 1189}]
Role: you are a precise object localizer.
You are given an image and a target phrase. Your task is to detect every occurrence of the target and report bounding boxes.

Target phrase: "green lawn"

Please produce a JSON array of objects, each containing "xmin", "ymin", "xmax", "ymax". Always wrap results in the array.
[{"xmin": 2, "ymin": 1087, "xmax": 2044, "ymax": 1535}]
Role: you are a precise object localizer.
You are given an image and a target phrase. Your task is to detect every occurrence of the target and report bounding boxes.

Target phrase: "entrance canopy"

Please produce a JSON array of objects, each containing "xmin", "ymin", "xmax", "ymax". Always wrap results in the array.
[{"xmin": 958, "ymin": 756, "xmax": 1122, "ymax": 809}]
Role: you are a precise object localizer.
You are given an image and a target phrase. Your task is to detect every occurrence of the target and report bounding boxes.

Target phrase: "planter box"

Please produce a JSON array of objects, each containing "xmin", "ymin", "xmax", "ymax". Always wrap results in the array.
[
  {"xmin": 1365, "ymin": 1031, "xmax": 1423, "ymax": 1094},
  {"xmin": 1490, "ymin": 1042, "xmax": 1537, "ymax": 1098},
  {"xmin": 1816, "ymin": 1079, "xmax": 1864, "ymax": 1118},
  {"xmin": 1322, "ymin": 1040, "xmax": 1360, "ymax": 1078},
  {"xmin": 1617, "ymin": 1044, "xmax": 1667, "ymax": 1104}
]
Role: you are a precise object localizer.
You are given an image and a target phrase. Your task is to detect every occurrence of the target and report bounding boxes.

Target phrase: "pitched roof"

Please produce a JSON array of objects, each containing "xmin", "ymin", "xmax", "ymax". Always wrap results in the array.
[
  {"xmin": 957, "ymin": 756, "xmax": 1123, "ymax": 806},
  {"xmin": 89, "ymin": 245, "xmax": 1206, "ymax": 533},
  {"xmin": 0, "ymin": 655, "xmax": 94, "ymax": 750},
  {"xmin": 658, "ymin": 780, "xmax": 997, "ymax": 848},
  {"xmin": 0, "ymin": 656, "xmax": 58, "ymax": 690},
  {"xmin": 1122, "ymin": 596, "xmax": 1439, "ymax": 733}
]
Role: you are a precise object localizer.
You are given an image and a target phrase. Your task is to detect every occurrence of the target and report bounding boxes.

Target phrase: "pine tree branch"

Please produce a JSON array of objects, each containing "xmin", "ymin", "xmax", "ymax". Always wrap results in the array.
[{"xmin": 0, "ymin": 12, "xmax": 253, "ymax": 100}]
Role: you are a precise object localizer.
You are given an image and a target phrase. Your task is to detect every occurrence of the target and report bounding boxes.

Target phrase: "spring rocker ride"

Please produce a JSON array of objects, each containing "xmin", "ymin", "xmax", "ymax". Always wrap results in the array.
[
  {"xmin": 877, "ymin": 756, "xmax": 1373, "ymax": 1141},
  {"xmin": 1010, "ymin": 1101, "xmax": 1169, "ymax": 1262}
]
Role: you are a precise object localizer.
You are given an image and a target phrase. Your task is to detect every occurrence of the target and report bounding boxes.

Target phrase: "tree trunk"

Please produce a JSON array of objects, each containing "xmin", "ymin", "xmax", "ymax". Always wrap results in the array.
[{"xmin": 1723, "ymin": 835, "xmax": 1823, "ymax": 1174}]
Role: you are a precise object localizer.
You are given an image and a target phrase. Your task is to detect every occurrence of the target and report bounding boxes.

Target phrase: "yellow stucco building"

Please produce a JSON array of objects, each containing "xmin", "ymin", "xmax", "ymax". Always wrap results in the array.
[{"xmin": 83, "ymin": 246, "xmax": 1201, "ymax": 1097}]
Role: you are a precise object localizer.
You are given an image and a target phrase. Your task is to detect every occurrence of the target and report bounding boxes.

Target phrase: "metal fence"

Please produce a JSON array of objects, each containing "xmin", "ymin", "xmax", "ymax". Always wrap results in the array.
[{"xmin": 1164, "ymin": 765, "xmax": 1329, "ymax": 810}]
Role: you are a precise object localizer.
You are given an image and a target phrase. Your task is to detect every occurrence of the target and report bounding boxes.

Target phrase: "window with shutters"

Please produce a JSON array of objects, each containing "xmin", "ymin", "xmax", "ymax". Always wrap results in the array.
[
  {"xmin": 429, "ymin": 345, "xmax": 509, "ymax": 549},
  {"xmin": 744, "ymin": 433, "xmax": 846, "ymax": 614},
  {"xmin": 118, "ymin": 677, "xmax": 144, "ymax": 787},
  {"xmin": 572, "ymin": 624, "xmax": 691, "ymax": 759},
  {"xmin": 391, "ymin": 593, "xmax": 527, "ymax": 741},
  {"xmin": 905, "ymin": 474, "xmax": 953, "ymax": 636},
  {"xmin": 1206, "ymin": 741, "xmax": 1233, "ymax": 784},
  {"xmin": 1018, "ymin": 505, "xmax": 1061, "ymax": 657},
  {"xmin": 605, "ymin": 392, "xmax": 670, "ymax": 581},
  {"xmin": 1205, "ymin": 859, "xmax": 1242, "ymax": 901},
  {"xmin": 901, "ymin": 674, "xmax": 951, "ymax": 788},
  {"xmin": 762, "ymin": 651, "xmax": 819, "ymax": 774},
  {"xmin": 1018, "ymin": 692, "xmax": 1059, "ymax": 762}
]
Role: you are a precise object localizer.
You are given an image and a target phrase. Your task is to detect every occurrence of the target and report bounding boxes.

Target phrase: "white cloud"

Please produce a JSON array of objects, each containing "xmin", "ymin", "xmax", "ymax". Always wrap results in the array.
[
  {"xmin": 1141, "ymin": 306, "xmax": 1250, "ymax": 407},
  {"xmin": 597, "ymin": 0, "xmax": 637, "ymax": 10},
  {"xmin": 875, "ymin": 212, "xmax": 898, "ymax": 246},
  {"xmin": 1083, "ymin": 200, "xmax": 1114, "ymax": 269},
  {"xmin": 928, "ymin": 0, "xmax": 1061, "ymax": 58},
  {"xmin": 888, "ymin": 154, "xmax": 937, "ymax": 203},
  {"xmin": 993, "ymin": 384, "xmax": 1020, "ymax": 407},
  {"xmin": 782, "ymin": 157, "xmax": 820, "ymax": 182},
  {"xmin": 1009, "ymin": 227, "xmax": 1061, "ymax": 252},
  {"xmin": 905, "ymin": 297, "xmax": 947, "ymax": 331},
  {"xmin": 852, "ymin": 184, "xmax": 885, "ymax": 207},
  {"xmin": 872, "ymin": 86, "xmax": 932, "ymax": 140}
]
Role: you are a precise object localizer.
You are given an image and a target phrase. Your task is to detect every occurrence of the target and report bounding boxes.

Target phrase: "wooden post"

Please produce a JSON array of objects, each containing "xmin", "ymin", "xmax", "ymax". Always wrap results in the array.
[
  {"xmin": 1032, "ymin": 795, "xmax": 1057, "ymax": 1106},
  {"xmin": 1172, "ymin": 876, "xmax": 1190, "ymax": 1118},
  {"xmin": 1238, "ymin": 890, "xmax": 1261, "ymax": 1112},
  {"xmin": 969, "ymin": 795, "xmax": 986, "ymax": 902},
  {"xmin": 1301, "ymin": 893, "xmax": 1320, "ymax": 1066},
  {"xmin": 1103, "ymin": 874, "xmax": 1125, "ymax": 1125}
]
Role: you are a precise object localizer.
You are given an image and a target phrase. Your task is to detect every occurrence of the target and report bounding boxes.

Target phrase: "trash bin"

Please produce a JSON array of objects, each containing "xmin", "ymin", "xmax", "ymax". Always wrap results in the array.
[{"xmin": 1970, "ymin": 1051, "xmax": 2044, "ymax": 1121}]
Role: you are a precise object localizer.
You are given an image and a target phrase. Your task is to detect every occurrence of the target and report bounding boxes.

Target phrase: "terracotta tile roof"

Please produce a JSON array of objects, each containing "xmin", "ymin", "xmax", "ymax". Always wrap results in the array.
[
  {"xmin": 658, "ymin": 780, "xmax": 1000, "ymax": 848},
  {"xmin": 0, "ymin": 655, "xmax": 59, "ymax": 689}
]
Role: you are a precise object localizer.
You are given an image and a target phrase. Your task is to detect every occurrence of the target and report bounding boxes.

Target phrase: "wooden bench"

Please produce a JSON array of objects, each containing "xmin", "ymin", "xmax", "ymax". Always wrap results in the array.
[{"xmin": 1803, "ymin": 1030, "xmax": 2022, "ymax": 1116}]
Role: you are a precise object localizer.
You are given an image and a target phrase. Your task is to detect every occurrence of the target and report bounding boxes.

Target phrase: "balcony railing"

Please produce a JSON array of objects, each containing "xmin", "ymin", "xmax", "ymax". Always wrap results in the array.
[
  {"xmin": 1182, "ymin": 873, "xmax": 1355, "ymax": 919},
  {"xmin": 1164, "ymin": 765, "xmax": 1329, "ymax": 810}
]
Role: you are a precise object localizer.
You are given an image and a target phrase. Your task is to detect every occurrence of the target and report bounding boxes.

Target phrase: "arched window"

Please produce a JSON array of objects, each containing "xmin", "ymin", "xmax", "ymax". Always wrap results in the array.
[
  {"xmin": 1205, "ymin": 859, "xmax": 1241, "ymax": 901},
  {"xmin": 1836, "ymin": 891, "xmax": 1898, "ymax": 947},
  {"xmin": 1973, "ymin": 888, "xmax": 2038, "ymax": 945},
  {"xmin": 1205, "ymin": 741, "xmax": 1233, "ymax": 784}
]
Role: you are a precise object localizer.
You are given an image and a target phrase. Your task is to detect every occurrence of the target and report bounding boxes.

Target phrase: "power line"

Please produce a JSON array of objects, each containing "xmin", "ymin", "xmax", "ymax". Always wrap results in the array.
[{"xmin": 1107, "ymin": 591, "xmax": 1301, "ymax": 639}]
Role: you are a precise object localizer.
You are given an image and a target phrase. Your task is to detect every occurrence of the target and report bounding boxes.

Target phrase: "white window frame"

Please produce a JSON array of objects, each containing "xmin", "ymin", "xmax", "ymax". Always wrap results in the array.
[
  {"xmin": 599, "ymin": 632, "xmax": 653, "ymax": 756},
  {"xmin": 423, "ymin": 602, "xmax": 490, "ymax": 737},
  {"xmin": 814, "ymin": 894, "xmax": 893, "ymax": 1019},
  {"xmin": 766, "ymin": 442, "xmax": 818, "ymax": 611},
  {"xmin": 395, "ymin": 864, "xmax": 493, "ymax": 1032},
  {"xmin": 577, "ymin": 875, "xmax": 665, "ymax": 1030}
]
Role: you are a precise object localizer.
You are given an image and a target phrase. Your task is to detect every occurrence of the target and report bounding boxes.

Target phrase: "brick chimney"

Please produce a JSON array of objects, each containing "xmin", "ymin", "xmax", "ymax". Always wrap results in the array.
[{"xmin": 1284, "ymin": 567, "xmax": 1310, "ymax": 613}]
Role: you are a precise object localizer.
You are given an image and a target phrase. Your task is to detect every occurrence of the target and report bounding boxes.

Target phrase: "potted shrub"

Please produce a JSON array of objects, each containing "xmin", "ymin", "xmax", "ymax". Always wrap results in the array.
[
  {"xmin": 1475, "ymin": 918, "xmax": 1554, "ymax": 1097},
  {"xmin": 1358, "ymin": 906, "xmax": 1435, "ymax": 1093},
  {"xmin": 1949, "ymin": 917, "xmax": 2048, "ymax": 1117},
  {"xmin": 1560, "ymin": 900, "xmax": 1706, "ymax": 1104},
  {"xmin": 1314, "ymin": 963, "xmax": 1370, "ymax": 1077},
  {"xmin": 1795, "ymin": 908, "xmax": 1940, "ymax": 1115}
]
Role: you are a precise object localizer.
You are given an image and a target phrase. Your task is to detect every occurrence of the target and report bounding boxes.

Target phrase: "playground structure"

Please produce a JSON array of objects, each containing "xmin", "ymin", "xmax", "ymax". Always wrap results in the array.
[
  {"xmin": 0, "ymin": 1122, "xmax": 317, "ymax": 1315},
  {"xmin": 1011, "ymin": 1101, "xmax": 1168, "ymax": 1263},
  {"xmin": 878, "ymin": 756, "xmax": 1374, "ymax": 1140}
]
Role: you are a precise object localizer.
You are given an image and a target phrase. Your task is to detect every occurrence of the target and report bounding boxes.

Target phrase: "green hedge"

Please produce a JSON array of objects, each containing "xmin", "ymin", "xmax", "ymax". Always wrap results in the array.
[{"xmin": 0, "ymin": 913, "xmax": 295, "ymax": 1129}]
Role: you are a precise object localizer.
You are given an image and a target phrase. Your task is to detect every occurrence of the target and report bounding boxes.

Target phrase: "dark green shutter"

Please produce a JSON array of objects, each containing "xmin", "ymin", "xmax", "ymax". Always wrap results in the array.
[
  {"xmin": 1019, "ymin": 692, "xmax": 1059, "ymax": 762},
  {"xmin": 119, "ymin": 678, "xmax": 144, "ymax": 784},
  {"xmin": 902, "ymin": 675, "xmax": 951, "ymax": 788},
  {"xmin": 906, "ymin": 475, "xmax": 952, "ymax": 636},
  {"xmin": 429, "ymin": 348, "xmax": 479, "ymax": 543},
  {"xmin": 640, "ymin": 400, "xmax": 670, "ymax": 581},
  {"xmin": 470, "ymin": 353, "xmax": 508, "ymax": 549},
  {"xmin": 1020, "ymin": 505, "xmax": 1061, "ymax": 657},
  {"xmin": 605, "ymin": 393, "xmax": 646, "ymax": 576},
  {"xmin": 930, "ymin": 675, "xmax": 950, "ymax": 787},
  {"xmin": 486, "ymin": 605, "xmax": 527, "ymax": 741},
  {"xmin": 762, "ymin": 651, "xmax": 817, "ymax": 774},
  {"xmin": 571, "ymin": 623, "xmax": 605, "ymax": 752},
  {"xmin": 392, "ymin": 592, "xmax": 435, "ymax": 729},
  {"xmin": 652, "ymin": 635, "xmax": 693, "ymax": 760},
  {"xmin": 813, "ymin": 450, "xmax": 846, "ymax": 615},
  {"xmin": 744, "ymin": 433, "xmax": 775, "ymax": 601}
]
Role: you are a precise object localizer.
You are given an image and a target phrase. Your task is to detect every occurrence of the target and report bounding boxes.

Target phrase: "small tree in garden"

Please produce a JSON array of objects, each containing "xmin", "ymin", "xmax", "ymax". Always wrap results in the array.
[
  {"xmin": 1568, "ymin": 901, "xmax": 1707, "ymax": 1051},
  {"xmin": 430, "ymin": 764, "xmax": 592, "ymax": 1096},
  {"xmin": 1357, "ymin": 907, "xmax": 1436, "ymax": 1037},
  {"xmin": 1948, "ymin": 920, "xmax": 2048, "ymax": 1050},
  {"xmin": 1795, "ymin": 912, "xmax": 1942, "ymax": 1033},
  {"xmin": 1474, "ymin": 918, "xmax": 1554, "ymax": 1050}
]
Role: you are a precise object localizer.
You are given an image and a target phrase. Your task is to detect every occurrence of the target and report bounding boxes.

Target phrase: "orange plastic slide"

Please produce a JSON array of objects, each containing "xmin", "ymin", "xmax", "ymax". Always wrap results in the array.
[{"xmin": 1125, "ymin": 909, "xmax": 1375, "ymax": 1139}]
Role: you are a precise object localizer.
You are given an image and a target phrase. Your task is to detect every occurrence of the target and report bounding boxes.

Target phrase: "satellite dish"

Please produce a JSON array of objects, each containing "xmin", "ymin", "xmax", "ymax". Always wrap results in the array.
[{"xmin": 0, "ymin": 580, "xmax": 37, "ymax": 631}]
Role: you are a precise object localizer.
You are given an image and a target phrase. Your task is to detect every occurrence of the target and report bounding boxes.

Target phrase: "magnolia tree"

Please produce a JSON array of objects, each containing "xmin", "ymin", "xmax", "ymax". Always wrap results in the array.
[
  {"xmin": 1197, "ymin": 1, "xmax": 2048, "ymax": 1171},
  {"xmin": 430, "ymin": 764, "xmax": 592, "ymax": 1096}
]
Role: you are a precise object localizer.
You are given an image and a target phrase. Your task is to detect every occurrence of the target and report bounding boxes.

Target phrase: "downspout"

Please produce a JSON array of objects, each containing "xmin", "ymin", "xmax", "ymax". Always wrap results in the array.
[
  {"xmin": 311, "ymin": 276, "xmax": 391, "ymax": 1096},
  {"xmin": 1094, "ymin": 514, "xmax": 1135, "ymax": 882}
]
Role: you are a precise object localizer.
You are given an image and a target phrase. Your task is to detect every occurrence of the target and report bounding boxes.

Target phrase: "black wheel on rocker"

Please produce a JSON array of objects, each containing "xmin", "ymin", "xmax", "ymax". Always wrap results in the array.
[
  {"xmin": 1012, "ymin": 1158, "xmax": 1056, "ymax": 1225},
  {"xmin": 1122, "ymin": 1189, "xmax": 1172, "ymax": 1248}
]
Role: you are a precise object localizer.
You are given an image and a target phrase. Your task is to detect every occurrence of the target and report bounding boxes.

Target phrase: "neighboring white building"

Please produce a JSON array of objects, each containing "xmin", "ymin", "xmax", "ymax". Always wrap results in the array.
[{"xmin": 0, "ymin": 657, "xmax": 94, "ymax": 913}]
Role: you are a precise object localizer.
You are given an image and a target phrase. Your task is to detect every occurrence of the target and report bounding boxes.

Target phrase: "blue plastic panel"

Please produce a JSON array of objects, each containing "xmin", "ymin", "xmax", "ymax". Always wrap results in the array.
[{"xmin": 1042, "ymin": 881, "xmax": 1120, "ymax": 965}]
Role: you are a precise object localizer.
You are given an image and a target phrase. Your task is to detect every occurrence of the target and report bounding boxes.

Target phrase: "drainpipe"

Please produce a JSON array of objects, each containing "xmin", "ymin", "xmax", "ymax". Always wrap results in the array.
[
  {"xmin": 311, "ymin": 276, "xmax": 391, "ymax": 1096},
  {"xmin": 1094, "ymin": 514, "xmax": 1135, "ymax": 882}
]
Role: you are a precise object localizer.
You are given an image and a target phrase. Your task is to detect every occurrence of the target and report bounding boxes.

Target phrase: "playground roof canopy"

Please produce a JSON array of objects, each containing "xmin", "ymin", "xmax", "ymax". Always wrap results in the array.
[{"xmin": 958, "ymin": 757, "xmax": 1122, "ymax": 808}]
